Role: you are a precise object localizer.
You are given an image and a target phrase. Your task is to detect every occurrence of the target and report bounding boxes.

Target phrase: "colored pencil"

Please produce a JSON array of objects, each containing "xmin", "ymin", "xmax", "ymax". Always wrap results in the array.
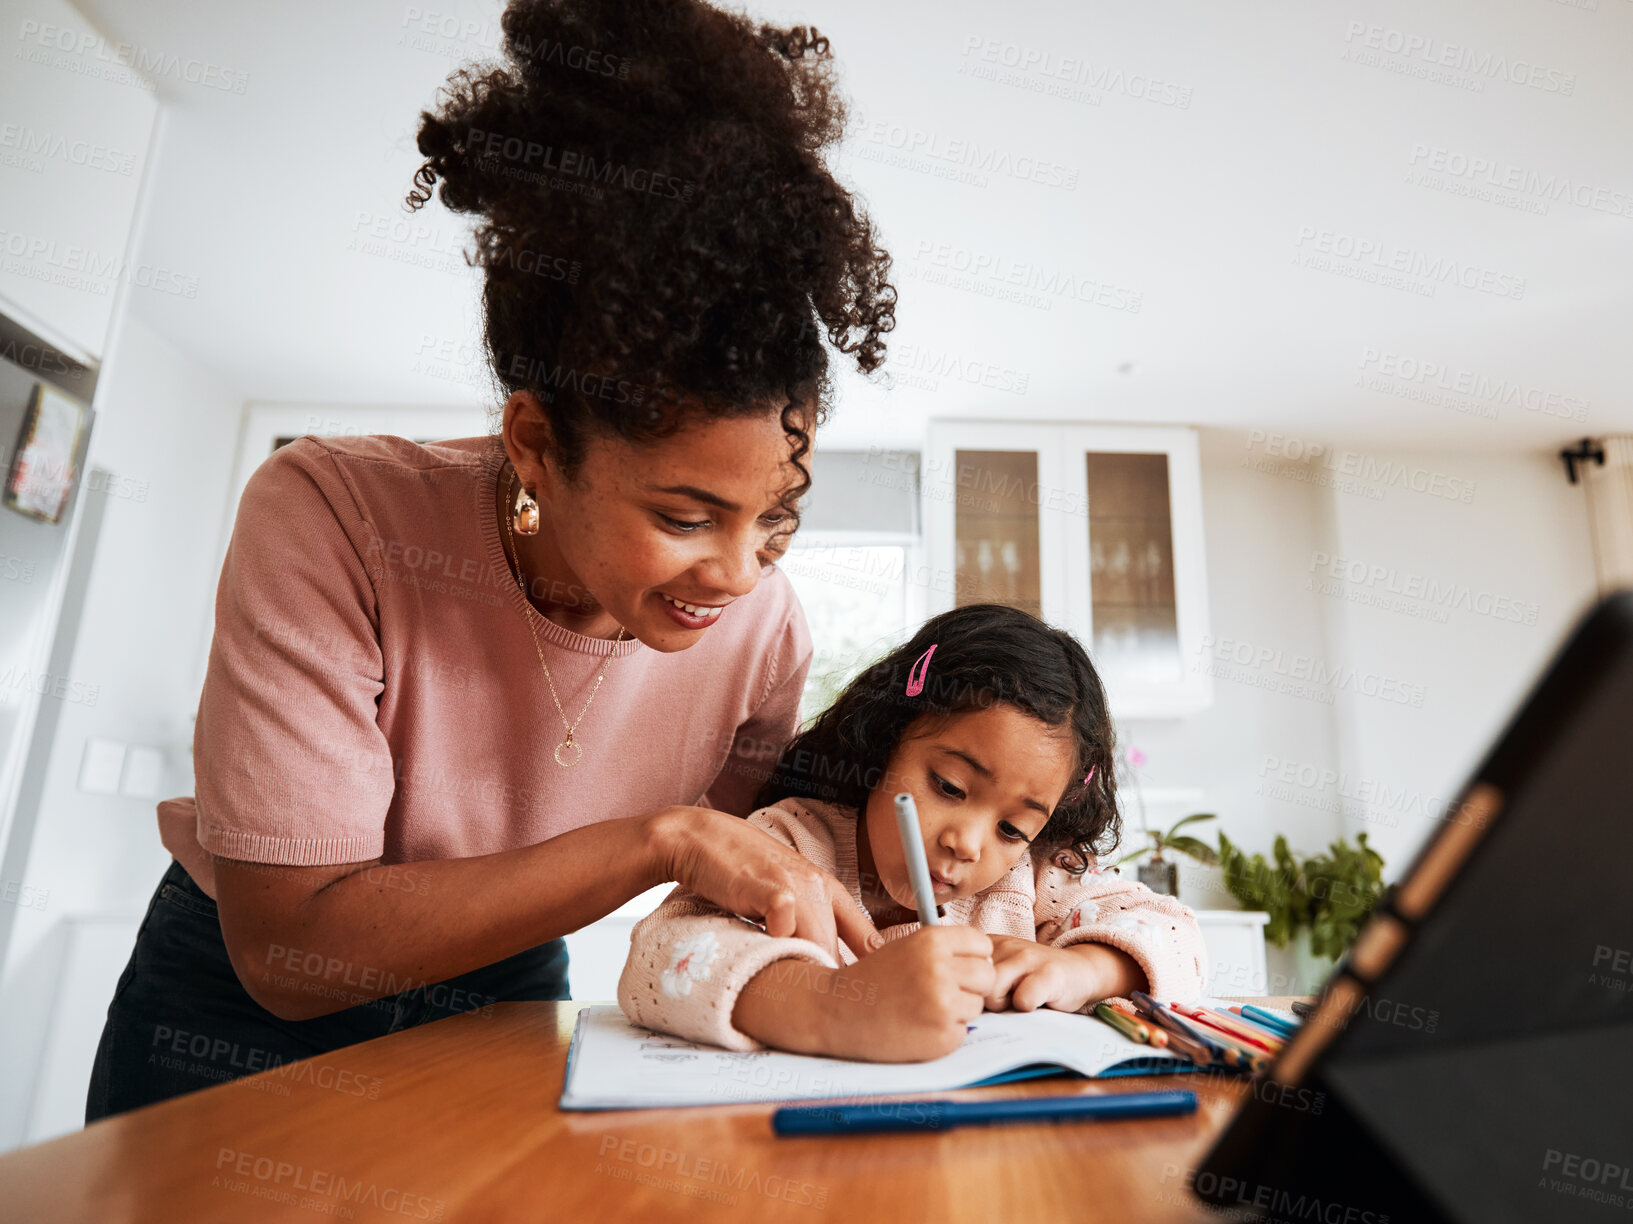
[
  {"xmin": 1154, "ymin": 1026, "xmax": 1215, "ymax": 1067},
  {"xmin": 1233, "ymin": 1003, "xmax": 1300, "ymax": 1040},
  {"xmin": 1221, "ymin": 1006, "xmax": 1292, "ymax": 1047},
  {"xmin": 1129, "ymin": 994, "xmax": 1211, "ymax": 1066},
  {"xmin": 1131, "ymin": 993, "xmax": 1242, "ymax": 1069},
  {"xmin": 1107, "ymin": 1000, "xmax": 1169, "ymax": 1048},
  {"xmin": 1094, "ymin": 1003, "xmax": 1149, "ymax": 1044},
  {"xmin": 1203, "ymin": 1010, "xmax": 1284, "ymax": 1053},
  {"xmin": 1175, "ymin": 1006, "xmax": 1279, "ymax": 1054},
  {"xmin": 1175, "ymin": 1005, "xmax": 1283, "ymax": 1053},
  {"xmin": 1168, "ymin": 1010, "xmax": 1269, "ymax": 1072}
]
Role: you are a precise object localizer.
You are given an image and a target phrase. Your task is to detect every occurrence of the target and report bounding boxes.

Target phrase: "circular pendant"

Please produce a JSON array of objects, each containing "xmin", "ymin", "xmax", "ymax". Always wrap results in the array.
[{"xmin": 554, "ymin": 737, "xmax": 582, "ymax": 767}]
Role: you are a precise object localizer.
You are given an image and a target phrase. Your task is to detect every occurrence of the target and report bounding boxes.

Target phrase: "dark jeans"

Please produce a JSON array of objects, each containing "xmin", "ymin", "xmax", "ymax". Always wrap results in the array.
[{"xmin": 86, "ymin": 859, "xmax": 570, "ymax": 1122}]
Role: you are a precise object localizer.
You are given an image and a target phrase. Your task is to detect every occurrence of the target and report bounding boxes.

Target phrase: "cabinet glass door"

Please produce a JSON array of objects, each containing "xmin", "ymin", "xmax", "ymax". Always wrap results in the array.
[
  {"xmin": 1085, "ymin": 452, "xmax": 1180, "ymax": 684},
  {"xmin": 953, "ymin": 449, "xmax": 1043, "ymax": 619}
]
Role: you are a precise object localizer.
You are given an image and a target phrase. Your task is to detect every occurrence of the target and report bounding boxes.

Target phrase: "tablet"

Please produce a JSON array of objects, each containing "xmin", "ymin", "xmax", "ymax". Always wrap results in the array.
[{"xmin": 1193, "ymin": 591, "xmax": 1633, "ymax": 1224}]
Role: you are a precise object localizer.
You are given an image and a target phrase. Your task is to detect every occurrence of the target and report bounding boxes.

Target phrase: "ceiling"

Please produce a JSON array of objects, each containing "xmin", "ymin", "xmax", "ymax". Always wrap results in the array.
[{"xmin": 77, "ymin": 0, "xmax": 1633, "ymax": 453}]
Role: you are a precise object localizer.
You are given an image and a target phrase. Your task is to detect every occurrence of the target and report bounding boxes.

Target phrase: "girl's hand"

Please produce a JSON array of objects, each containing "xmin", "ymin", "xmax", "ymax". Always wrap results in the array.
[
  {"xmin": 734, "ymin": 926, "xmax": 995, "ymax": 1062},
  {"xmin": 821, "ymin": 926, "xmax": 995, "ymax": 1061},
  {"xmin": 983, "ymin": 934, "xmax": 1113, "ymax": 1014},
  {"xmin": 646, "ymin": 805, "xmax": 882, "ymax": 964}
]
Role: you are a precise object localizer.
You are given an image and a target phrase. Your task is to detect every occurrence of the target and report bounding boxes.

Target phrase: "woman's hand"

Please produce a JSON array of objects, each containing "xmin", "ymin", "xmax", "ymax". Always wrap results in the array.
[
  {"xmin": 645, "ymin": 805, "xmax": 881, "ymax": 964},
  {"xmin": 734, "ymin": 926, "xmax": 996, "ymax": 1062},
  {"xmin": 982, "ymin": 934, "xmax": 1144, "ymax": 1014}
]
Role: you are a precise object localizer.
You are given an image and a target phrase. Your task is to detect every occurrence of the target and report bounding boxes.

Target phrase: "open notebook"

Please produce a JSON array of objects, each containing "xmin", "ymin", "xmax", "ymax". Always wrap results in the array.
[{"xmin": 559, "ymin": 1004, "xmax": 1198, "ymax": 1111}]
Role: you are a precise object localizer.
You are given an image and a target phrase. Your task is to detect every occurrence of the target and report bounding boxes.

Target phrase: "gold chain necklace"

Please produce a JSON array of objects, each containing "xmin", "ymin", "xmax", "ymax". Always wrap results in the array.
[{"xmin": 501, "ymin": 466, "xmax": 629, "ymax": 767}]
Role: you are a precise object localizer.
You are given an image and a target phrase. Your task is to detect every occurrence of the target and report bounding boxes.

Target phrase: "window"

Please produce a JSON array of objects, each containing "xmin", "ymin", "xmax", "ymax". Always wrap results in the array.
[
  {"xmin": 780, "ymin": 449, "xmax": 923, "ymax": 724},
  {"xmin": 781, "ymin": 541, "xmax": 919, "ymax": 725}
]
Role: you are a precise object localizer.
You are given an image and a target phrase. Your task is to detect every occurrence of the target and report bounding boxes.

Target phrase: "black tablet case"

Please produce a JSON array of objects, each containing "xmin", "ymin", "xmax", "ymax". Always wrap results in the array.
[{"xmin": 1194, "ymin": 591, "xmax": 1633, "ymax": 1224}]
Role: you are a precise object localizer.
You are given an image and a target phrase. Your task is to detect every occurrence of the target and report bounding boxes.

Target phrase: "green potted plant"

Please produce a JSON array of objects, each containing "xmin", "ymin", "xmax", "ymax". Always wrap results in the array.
[
  {"xmin": 1112, "ymin": 746, "xmax": 1219, "ymax": 898},
  {"xmin": 1112, "ymin": 813, "xmax": 1219, "ymax": 898},
  {"xmin": 1215, "ymin": 831, "xmax": 1386, "ymax": 960}
]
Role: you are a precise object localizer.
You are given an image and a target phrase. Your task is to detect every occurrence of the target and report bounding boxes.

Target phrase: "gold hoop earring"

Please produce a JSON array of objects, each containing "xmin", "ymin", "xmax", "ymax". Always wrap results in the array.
[{"xmin": 512, "ymin": 481, "xmax": 540, "ymax": 535}]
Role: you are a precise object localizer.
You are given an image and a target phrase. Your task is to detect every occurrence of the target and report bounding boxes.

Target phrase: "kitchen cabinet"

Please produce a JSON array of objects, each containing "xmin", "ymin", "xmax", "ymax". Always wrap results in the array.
[{"xmin": 921, "ymin": 421, "xmax": 1212, "ymax": 718}]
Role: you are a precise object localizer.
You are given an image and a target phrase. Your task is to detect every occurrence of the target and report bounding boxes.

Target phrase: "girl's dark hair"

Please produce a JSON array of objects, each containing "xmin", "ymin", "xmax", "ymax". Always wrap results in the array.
[
  {"xmin": 405, "ymin": 0, "xmax": 896, "ymax": 543},
  {"xmin": 753, "ymin": 605, "xmax": 1121, "ymax": 870}
]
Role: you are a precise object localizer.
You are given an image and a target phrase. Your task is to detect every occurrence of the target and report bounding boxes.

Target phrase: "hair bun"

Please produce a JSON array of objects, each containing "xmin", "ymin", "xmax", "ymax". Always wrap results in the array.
[
  {"xmin": 408, "ymin": 0, "xmax": 849, "ymax": 231},
  {"xmin": 405, "ymin": 0, "xmax": 895, "ymax": 498}
]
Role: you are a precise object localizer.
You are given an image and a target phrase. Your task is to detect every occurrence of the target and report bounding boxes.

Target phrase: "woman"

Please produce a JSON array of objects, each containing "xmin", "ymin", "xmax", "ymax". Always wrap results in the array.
[{"xmin": 87, "ymin": 0, "xmax": 895, "ymax": 1119}]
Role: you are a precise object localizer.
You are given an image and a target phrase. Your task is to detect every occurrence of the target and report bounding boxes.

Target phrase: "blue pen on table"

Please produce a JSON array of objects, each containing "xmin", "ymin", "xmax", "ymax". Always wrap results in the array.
[
  {"xmin": 893, "ymin": 793, "xmax": 939, "ymax": 927},
  {"xmin": 772, "ymin": 1089, "xmax": 1197, "ymax": 1136}
]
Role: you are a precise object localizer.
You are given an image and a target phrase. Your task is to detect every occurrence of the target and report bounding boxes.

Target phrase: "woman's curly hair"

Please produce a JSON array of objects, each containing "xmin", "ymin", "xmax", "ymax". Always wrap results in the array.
[
  {"xmin": 752, "ymin": 605, "xmax": 1123, "ymax": 872},
  {"xmin": 405, "ymin": 0, "xmax": 896, "ymax": 538}
]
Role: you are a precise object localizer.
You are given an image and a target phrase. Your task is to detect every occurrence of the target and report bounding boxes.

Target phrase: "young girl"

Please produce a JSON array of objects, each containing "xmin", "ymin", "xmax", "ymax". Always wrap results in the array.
[{"xmin": 619, "ymin": 604, "xmax": 1208, "ymax": 1061}]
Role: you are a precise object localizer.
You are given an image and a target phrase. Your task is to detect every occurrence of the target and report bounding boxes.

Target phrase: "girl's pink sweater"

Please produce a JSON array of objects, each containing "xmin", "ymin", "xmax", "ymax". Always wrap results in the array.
[{"xmin": 619, "ymin": 796, "xmax": 1209, "ymax": 1051}]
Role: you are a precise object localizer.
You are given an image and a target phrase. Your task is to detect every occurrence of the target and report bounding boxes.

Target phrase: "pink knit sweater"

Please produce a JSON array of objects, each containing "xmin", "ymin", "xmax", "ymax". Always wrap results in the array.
[
  {"xmin": 618, "ymin": 796, "xmax": 1209, "ymax": 1051},
  {"xmin": 158, "ymin": 434, "xmax": 812, "ymax": 897}
]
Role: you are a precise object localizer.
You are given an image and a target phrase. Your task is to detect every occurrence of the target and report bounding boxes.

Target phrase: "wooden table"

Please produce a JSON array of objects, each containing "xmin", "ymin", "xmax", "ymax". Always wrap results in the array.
[{"xmin": 0, "ymin": 999, "xmax": 1304, "ymax": 1222}]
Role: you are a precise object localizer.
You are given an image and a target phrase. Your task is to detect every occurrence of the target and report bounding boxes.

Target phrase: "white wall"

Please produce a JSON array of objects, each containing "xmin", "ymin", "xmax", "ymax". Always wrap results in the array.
[
  {"xmin": 0, "ymin": 312, "xmax": 242, "ymax": 1147},
  {"xmin": 1122, "ymin": 428, "xmax": 1343, "ymax": 901},
  {"xmin": 1124, "ymin": 430, "xmax": 1597, "ymax": 991},
  {"xmin": 1320, "ymin": 449, "xmax": 1597, "ymax": 869}
]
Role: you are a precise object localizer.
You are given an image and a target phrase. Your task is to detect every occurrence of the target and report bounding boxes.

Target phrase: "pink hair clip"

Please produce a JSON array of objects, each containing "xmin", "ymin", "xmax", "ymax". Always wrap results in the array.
[{"xmin": 905, "ymin": 643, "xmax": 937, "ymax": 697}]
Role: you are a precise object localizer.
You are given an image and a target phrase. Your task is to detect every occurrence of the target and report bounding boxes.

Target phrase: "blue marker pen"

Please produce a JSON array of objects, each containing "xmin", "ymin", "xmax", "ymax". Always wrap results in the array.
[{"xmin": 893, "ymin": 792, "xmax": 940, "ymax": 927}]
